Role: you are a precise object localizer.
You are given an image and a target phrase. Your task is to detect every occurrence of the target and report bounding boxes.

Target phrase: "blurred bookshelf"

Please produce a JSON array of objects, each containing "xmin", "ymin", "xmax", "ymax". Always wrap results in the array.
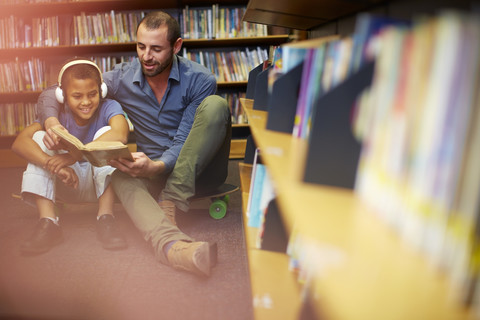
[{"xmin": 239, "ymin": 0, "xmax": 480, "ymax": 318}]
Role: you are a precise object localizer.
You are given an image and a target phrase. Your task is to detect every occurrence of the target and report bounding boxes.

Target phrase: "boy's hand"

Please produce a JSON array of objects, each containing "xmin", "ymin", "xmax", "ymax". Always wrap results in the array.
[
  {"xmin": 45, "ymin": 154, "xmax": 76, "ymax": 175},
  {"xmin": 44, "ymin": 124, "xmax": 67, "ymax": 150},
  {"xmin": 56, "ymin": 167, "xmax": 79, "ymax": 189}
]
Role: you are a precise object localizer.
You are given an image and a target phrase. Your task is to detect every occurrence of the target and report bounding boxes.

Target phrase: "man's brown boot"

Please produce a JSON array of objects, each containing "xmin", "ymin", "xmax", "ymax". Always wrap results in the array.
[
  {"xmin": 159, "ymin": 200, "xmax": 176, "ymax": 225},
  {"xmin": 167, "ymin": 241, "xmax": 218, "ymax": 277}
]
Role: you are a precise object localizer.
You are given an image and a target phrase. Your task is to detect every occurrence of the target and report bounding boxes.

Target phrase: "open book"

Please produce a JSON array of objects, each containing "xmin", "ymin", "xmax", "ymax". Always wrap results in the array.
[{"xmin": 51, "ymin": 126, "xmax": 133, "ymax": 167}]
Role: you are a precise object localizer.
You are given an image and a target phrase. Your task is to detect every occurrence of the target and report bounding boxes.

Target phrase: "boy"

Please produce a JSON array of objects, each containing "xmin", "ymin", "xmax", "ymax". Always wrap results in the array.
[{"xmin": 12, "ymin": 58, "xmax": 130, "ymax": 254}]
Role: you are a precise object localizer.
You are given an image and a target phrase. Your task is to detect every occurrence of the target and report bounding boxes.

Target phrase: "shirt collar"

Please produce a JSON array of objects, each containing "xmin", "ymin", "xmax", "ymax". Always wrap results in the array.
[
  {"xmin": 170, "ymin": 55, "xmax": 180, "ymax": 82},
  {"xmin": 133, "ymin": 58, "xmax": 144, "ymax": 85}
]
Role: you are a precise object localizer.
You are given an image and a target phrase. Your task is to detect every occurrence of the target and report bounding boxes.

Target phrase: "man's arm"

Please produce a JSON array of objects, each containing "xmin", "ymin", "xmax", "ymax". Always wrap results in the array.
[
  {"xmin": 13, "ymin": 123, "xmax": 80, "ymax": 188},
  {"xmin": 37, "ymin": 86, "xmax": 66, "ymax": 150},
  {"xmin": 37, "ymin": 86, "xmax": 62, "ymax": 125},
  {"xmin": 12, "ymin": 122, "xmax": 78, "ymax": 173},
  {"xmin": 12, "ymin": 122, "xmax": 52, "ymax": 167}
]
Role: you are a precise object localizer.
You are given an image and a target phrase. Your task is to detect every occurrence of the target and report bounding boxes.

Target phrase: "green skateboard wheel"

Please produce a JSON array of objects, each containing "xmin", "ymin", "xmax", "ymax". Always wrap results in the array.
[
  {"xmin": 222, "ymin": 194, "xmax": 230, "ymax": 205},
  {"xmin": 209, "ymin": 199, "xmax": 227, "ymax": 219}
]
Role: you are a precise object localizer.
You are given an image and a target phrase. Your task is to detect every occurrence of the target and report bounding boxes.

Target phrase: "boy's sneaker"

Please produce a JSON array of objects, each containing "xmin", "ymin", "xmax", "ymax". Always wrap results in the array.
[
  {"xmin": 167, "ymin": 241, "xmax": 218, "ymax": 277},
  {"xmin": 158, "ymin": 200, "xmax": 176, "ymax": 225},
  {"xmin": 20, "ymin": 218, "xmax": 63, "ymax": 254},
  {"xmin": 96, "ymin": 214, "xmax": 128, "ymax": 250}
]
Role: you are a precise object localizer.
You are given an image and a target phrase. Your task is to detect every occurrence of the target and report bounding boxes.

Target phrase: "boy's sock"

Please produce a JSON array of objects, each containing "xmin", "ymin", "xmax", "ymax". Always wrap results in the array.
[
  {"xmin": 97, "ymin": 213, "xmax": 114, "ymax": 220},
  {"xmin": 43, "ymin": 216, "xmax": 59, "ymax": 226}
]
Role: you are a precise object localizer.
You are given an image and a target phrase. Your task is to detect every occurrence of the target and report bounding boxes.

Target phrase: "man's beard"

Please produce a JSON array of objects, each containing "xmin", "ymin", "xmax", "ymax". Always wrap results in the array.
[{"xmin": 142, "ymin": 57, "xmax": 173, "ymax": 77}]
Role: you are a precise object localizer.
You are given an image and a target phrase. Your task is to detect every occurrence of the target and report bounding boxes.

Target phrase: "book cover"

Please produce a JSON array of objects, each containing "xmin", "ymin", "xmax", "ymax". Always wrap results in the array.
[
  {"xmin": 247, "ymin": 163, "xmax": 266, "ymax": 228},
  {"xmin": 292, "ymin": 48, "xmax": 314, "ymax": 138}
]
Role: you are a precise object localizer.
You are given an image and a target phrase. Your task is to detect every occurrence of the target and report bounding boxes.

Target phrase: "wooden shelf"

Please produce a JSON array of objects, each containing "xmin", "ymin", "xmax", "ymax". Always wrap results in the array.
[
  {"xmin": 230, "ymin": 139, "xmax": 247, "ymax": 159},
  {"xmin": 0, "ymin": 35, "xmax": 288, "ymax": 59},
  {"xmin": 0, "ymin": 91, "xmax": 40, "ymax": 103},
  {"xmin": 242, "ymin": 0, "xmax": 385, "ymax": 30},
  {"xmin": 240, "ymin": 98, "xmax": 471, "ymax": 319},
  {"xmin": 183, "ymin": 35, "xmax": 289, "ymax": 47},
  {"xmin": 232, "ymin": 123, "xmax": 249, "ymax": 128},
  {"xmin": 238, "ymin": 162, "xmax": 303, "ymax": 320},
  {"xmin": 0, "ymin": 149, "xmax": 26, "ymax": 168},
  {"xmin": 217, "ymin": 81, "xmax": 247, "ymax": 88},
  {"xmin": 0, "ymin": 43, "xmax": 136, "ymax": 59},
  {"xmin": 0, "ymin": 84, "xmax": 248, "ymax": 102}
]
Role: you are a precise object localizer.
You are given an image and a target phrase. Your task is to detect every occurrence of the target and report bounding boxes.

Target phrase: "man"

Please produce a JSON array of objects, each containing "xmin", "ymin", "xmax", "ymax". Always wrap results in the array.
[{"xmin": 38, "ymin": 11, "xmax": 231, "ymax": 277}]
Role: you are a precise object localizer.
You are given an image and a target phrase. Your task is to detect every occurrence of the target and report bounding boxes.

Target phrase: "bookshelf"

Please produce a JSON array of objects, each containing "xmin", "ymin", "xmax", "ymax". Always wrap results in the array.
[
  {"xmin": 242, "ymin": 0, "xmax": 385, "ymax": 30},
  {"xmin": 0, "ymin": 0, "xmax": 289, "ymax": 167},
  {"xmin": 238, "ymin": 161, "xmax": 303, "ymax": 319},
  {"xmin": 238, "ymin": 0, "xmax": 480, "ymax": 318},
  {"xmin": 240, "ymin": 98, "xmax": 472, "ymax": 319}
]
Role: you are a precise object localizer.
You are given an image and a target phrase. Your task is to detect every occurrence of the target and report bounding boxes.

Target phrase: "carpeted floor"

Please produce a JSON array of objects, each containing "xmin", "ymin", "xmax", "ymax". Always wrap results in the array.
[{"xmin": 0, "ymin": 160, "xmax": 253, "ymax": 320}]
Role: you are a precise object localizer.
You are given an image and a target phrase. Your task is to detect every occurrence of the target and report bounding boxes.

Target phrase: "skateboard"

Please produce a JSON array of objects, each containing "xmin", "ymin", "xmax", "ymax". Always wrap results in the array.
[{"xmin": 190, "ymin": 183, "xmax": 239, "ymax": 219}]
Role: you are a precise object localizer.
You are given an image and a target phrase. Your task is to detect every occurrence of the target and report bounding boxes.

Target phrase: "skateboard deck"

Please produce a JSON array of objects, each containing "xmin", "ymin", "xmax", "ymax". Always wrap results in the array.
[
  {"xmin": 190, "ymin": 183, "xmax": 239, "ymax": 200},
  {"xmin": 190, "ymin": 183, "xmax": 239, "ymax": 219}
]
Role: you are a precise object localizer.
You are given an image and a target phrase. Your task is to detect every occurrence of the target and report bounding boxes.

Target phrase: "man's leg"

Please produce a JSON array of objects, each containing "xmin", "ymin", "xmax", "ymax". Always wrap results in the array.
[
  {"xmin": 111, "ymin": 171, "xmax": 193, "ymax": 264},
  {"xmin": 112, "ymin": 171, "xmax": 217, "ymax": 276},
  {"xmin": 161, "ymin": 95, "xmax": 231, "ymax": 212}
]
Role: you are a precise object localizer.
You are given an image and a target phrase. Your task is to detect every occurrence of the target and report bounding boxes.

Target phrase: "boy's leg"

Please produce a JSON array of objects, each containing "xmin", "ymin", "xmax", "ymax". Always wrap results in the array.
[
  {"xmin": 93, "ymin": 165, "xmax": 127, "ymax": 250},
  {"xmin": 161, "ymin": 95, "xmax": 232, "ymax": 212},
  {"xmin": 97, "ymin": 183, "xmax": 115, "ymax": 217},
  {"xmin": 36, "ymin": 196, "xmax": 57, "ymax": 220},
  {"xmin": 20, "ymin": 131, "xmax": 63, "ymax": 254},
  {"xmin": 20, "ymin": 198, "xmax": 63, "ymax": 254}
]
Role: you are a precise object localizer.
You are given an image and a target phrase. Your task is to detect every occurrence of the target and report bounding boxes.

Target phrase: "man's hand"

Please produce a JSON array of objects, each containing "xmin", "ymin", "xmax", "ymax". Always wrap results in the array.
[
  {"xmin": 109, "ymin": 152, "xmax": 165, "ymax": 178},
  {"xmin": 56, "ymin": 167, "xmax": 79, "ymax": 189},
  {"xmin": 45, "ymin": 153, "xmax": 76, "ymax": 175}
]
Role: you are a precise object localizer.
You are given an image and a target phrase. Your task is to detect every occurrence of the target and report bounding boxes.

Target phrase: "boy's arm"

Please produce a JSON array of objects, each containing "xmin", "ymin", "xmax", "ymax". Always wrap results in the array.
[{"xmin": 94, "ymin": 114, "xmax": 129, "ymax": 144}]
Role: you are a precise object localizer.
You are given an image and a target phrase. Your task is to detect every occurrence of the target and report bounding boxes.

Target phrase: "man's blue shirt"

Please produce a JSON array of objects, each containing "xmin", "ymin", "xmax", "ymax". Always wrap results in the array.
[{"xmin": 38, "ymin": 55, "xmax": 217, "ymax": 173}]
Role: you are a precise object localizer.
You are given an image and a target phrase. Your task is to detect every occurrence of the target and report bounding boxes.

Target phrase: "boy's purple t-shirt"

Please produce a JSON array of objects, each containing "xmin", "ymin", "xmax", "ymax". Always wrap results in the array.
[{"xmin": 58, "ymin": 98, "xmax": 124, "ymax": 144}]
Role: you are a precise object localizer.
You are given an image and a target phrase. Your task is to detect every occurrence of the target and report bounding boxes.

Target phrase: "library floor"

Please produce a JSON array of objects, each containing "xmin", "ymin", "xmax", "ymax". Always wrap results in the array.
[{"xmin": 0, "ymin": 160, "xmax": 254, "ymax": 320}]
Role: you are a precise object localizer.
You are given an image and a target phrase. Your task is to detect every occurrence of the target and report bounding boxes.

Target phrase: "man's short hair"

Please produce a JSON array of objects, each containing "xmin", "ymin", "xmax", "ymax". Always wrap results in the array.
[{"xmin": 137, "ymin": 11, "xmax": 181, "ymax": 47}]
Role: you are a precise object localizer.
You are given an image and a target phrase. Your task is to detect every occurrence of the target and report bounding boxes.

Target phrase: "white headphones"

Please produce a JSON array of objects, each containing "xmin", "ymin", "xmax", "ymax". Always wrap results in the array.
[{"xmin": 55, "ymin": 59, "xmax": 108, "ymax": 104}]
